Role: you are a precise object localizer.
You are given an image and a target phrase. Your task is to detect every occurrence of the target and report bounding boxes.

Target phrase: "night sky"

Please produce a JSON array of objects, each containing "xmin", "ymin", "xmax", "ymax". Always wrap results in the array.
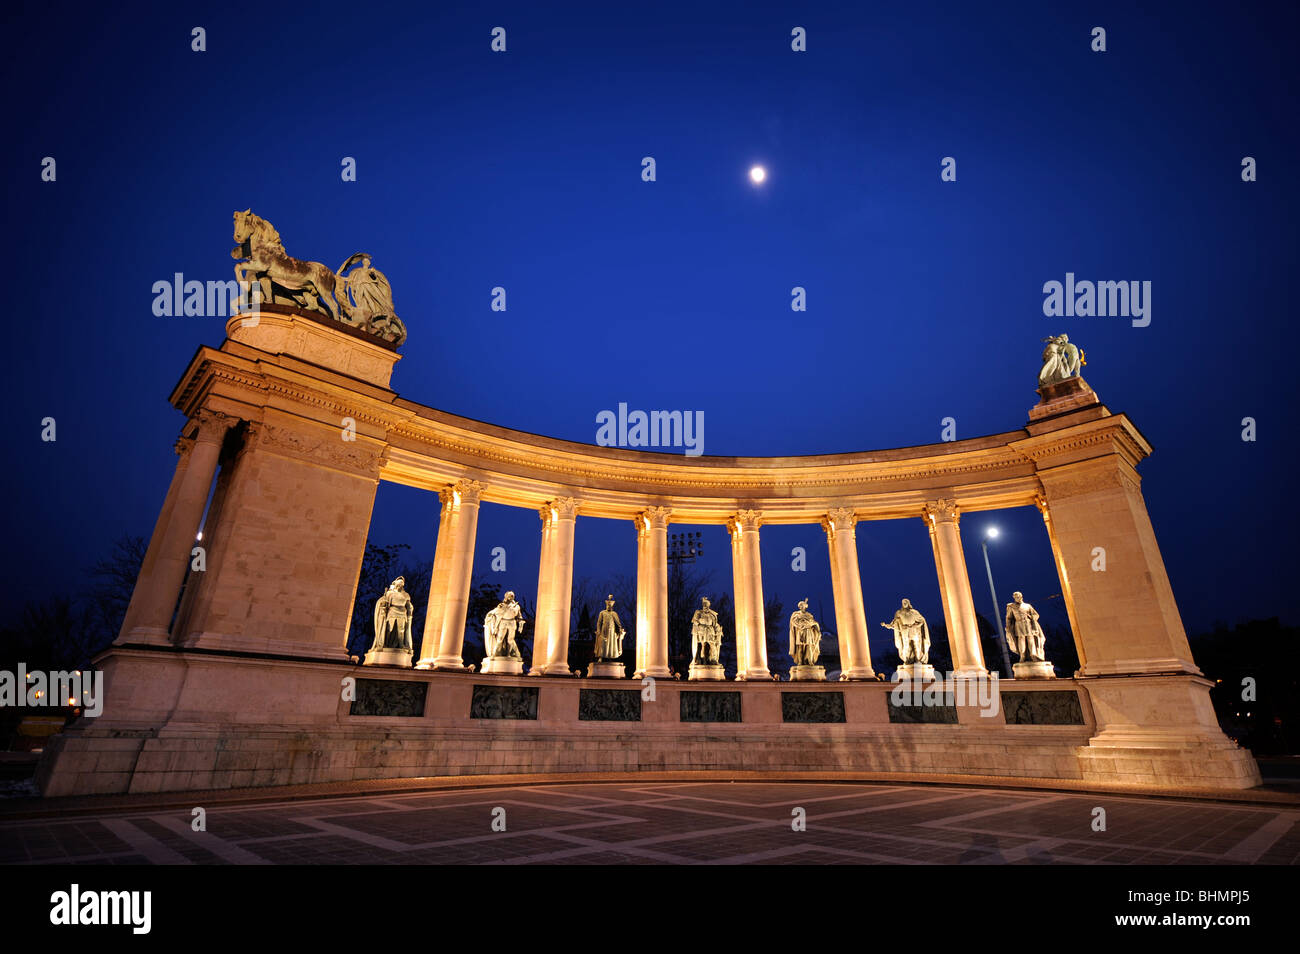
[{"xmin": 4, "ymin": 0, "xmax": 1297, "ymax": 660}]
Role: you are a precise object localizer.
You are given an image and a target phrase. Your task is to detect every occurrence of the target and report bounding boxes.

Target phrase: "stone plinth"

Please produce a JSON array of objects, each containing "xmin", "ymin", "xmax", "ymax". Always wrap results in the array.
[
  {"xmin": 1029, "ymin": 376, "xmax": 1100, "ymax": 422},
  {"xmin": 224, "ymin": 306, "xmax": 400, "ymax": 388},
  {"xmin": 688, "ymin": 662, "xmax": 726, "ymax": 681},
  {"xmin": 35, "ymin": 649, "xmax": 1260, "ymax": 797},
  {"xmin": 894, "ymin": 663, "xmax": 936, "ymax": 682},
  {"xmin": 1013, "ymin": 660, "xmax": 1056, "ymax": 679},
  {"xmin": 788, "ymin": 664, "xmax": 827, "ymax": 682},
  {"xmin": 480, "ymin": 657, "xmax": 525, "ymax": 675},
  {"xmin": 363, "ymin": 647, "xmax": 413, "ymax": 668},
  {"xmin": 587, "ymin": 660, "xmax": 626, "ymax": 678}
]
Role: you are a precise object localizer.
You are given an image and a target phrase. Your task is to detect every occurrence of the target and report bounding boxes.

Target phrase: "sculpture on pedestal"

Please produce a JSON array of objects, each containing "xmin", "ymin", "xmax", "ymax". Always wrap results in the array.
[
  {"xmin": 482, "ymin": 590, "xmax": 527, "ymax": 674},
  {"xmin": 231, "ymin": 209, "xmax": 407, "ymax": 345},
  {"xmin": 688, "ymin": 597, "xmax": 725, "ymax": 680},
  {"xmin": 363, "ymin": 577, "xmax": 414, "ymax": 667},
  {"xmin": 788, "ymin": 599, "xmax": 827, "ymax": 681},
  {"xmin": 882, "ymin": 599, "xmax": 935, "ymax": 681},
  {"xmin": 588, "ymin": 595, "xmax": 627, "ymax": 678},
  {"xmin": 1038, "ymin": 334, "xmax": 1082, "ymax": 387},
  {"xmin": 1005, "ymin": 591, "xmax": 1055, "ymax": 678}
]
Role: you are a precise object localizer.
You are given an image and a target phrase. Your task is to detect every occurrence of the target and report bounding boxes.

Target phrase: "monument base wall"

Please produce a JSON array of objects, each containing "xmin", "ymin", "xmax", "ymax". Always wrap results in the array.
[{"xmin": 35, "ymin": 648, "xmax": 1261, "ymax": 798}]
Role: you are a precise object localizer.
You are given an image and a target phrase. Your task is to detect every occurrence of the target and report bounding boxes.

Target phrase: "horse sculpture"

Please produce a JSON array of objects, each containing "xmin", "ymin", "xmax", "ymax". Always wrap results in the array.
[{"xmin": 231, "ymin": 210, "xmax": 406, "ymax": 345}]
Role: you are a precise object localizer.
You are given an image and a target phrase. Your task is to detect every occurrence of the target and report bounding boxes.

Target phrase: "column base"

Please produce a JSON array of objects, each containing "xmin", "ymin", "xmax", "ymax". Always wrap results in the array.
[
  {"xmin": 634, "ymin": 667, "xmax": 672, "ymax": 679},
  {"xmin": 480, "ymin": 657, "xmax": 525, "ymax": 675},
  {"xmin": 538, "ymin": 663, "xmax": 572, "ymax": 676},
  {"xmin": 838, "ymin": 666, "xmax": 877, "ymax": 681},
  {"xmin": 738, "ymin": 667, "xmax": 772, "ymax": 681},
  {"xmin": 1012, "ymin": 660, "xmax": 1056, "ymax": 679},
  {"xmin": 362, "ymin": 647, "xmax": 413, "ymax": 668},
  {"xmin": 587, "ymin": 660, "xmax": 627, "ymax": 679},
  {"xmin": 788, "ymin": 665, "xmax": 827, "ymax": 682},
  {"xmin": 429, "ymin": 656, "xmax": 471, "ymax": 672}
]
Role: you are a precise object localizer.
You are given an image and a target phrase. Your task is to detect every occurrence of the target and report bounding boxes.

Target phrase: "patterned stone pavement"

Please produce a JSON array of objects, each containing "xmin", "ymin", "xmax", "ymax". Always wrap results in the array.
[{"xmin": 2, "ymin": 782, "xmax": 1298, "ymax": 865}]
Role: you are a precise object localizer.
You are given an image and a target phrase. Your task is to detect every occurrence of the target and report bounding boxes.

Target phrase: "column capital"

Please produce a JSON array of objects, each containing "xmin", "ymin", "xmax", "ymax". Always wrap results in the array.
[
  {"xmin": 822, "ymin": 508, "xmax": 857, "ymax": 535},
  {"xmin": 194, "ymin": 409, "xmax": 237, "ymax": 444},
  {"xmin": 548, "ymin": 496, "xmax": 580, "ymax": 520},
  {"xmin": 728, "ymin": 509, "xmax": 762, "ymax": 535},
  {"xmin": 173, "ymin": 436, "xmax": 195, "ymax": 458},
  {"xmin": 438, "ymin": 486, "xmax": 455, "ymax": 509},
  {"xmin": 923, "ymin": 498, "xmax": 960, "ymax": 526},
  {"xmin": 452, "ymin": 478, "xmax": 484, "ymax": 505},
  {"xmin": 1033, "ymin": 492, "xmax": 1051, "ymax": 522},
  {"xmin": 641, "ymin": 505, "xmax": 671, "ymax": 530}
]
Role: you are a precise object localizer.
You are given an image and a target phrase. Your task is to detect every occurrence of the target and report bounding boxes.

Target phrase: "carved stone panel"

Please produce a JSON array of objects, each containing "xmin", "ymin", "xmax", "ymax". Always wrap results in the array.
[
  {"xmin": 469, "ymin": 684, "xmax": 539, "ymax": 720},
  {"xmin": 680, "ymin": 691, "xmax": 742, "ymax": 723},
  {"xmin": 781, "ymin": 692, "xmax": 846, "ymax": 723},
  {"xmin": 349, "ymin": 679, "xmax": 427, "ymax": 717},
  {"xmin": 887, "ymin": 697, "xmax": 958, "ymax": 724},
  {"xmin": 1001, "ymin": 690, "xmax": 1085, "ymax": 725},
  {"xmin": 578, "ymin": 689, "xmax": 642, "ymax": 722}
]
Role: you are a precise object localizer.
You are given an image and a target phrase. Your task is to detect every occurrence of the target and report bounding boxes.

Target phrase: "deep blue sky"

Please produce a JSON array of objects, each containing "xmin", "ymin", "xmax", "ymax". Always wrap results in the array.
[{"xmin": 4, "ymin": 0, "xmax": 1297, "ymax": 655}]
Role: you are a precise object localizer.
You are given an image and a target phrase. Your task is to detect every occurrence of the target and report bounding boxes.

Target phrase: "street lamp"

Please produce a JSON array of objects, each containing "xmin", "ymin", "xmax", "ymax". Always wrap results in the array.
[{"xmin": 981, "ymin": 527, "xmax": 1013, "ymax": 678}]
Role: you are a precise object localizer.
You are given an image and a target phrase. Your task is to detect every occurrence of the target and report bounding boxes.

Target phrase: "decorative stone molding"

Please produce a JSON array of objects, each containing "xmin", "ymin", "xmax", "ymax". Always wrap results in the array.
[
  {"xmin": 452, "ymin": 478, "xmax": 485, "ymax": 504},
  {"xmin": 256, "ymin": 421, "xmax": 382, "ymax": 478},
  {"xmin": 823, "ymin": 507, "xmax": 857, "ymax": 535},
  {"xmin": 729, "ymin": 509, "xmax": 762, "ymax": 534},
  {"xmin": 173, "ymin": 436, "xmax": 195, "ymax": 458},
  {"xmin": 194, "ymin": 409, "xmax": 237, "ymax": 444},
  {"xmin": 642, "ymin": 505, "xmax": 672, "ymax": 529},
  {"xmin": 923, "ymin": 498, "xmax": 960, "ymax": 525},
  {"xmin": 1037, "ymin": 458, "xmax": 1140, "ymax": 502},
  {"xmin": 549, "ymin": 496, "xmax": 579, "ymax": 520}
]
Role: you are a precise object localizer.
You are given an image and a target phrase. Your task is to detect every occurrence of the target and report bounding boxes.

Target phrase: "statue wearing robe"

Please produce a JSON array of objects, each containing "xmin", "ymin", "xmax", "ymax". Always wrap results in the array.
[
  {"xmin": 691, "ymin": 598, "xmax": 723, "ymax": 665},
  {"xmin": 594, "ymin": 596, "xmax": 625, "ymax": 661},
  {"xmin": 788, "ymin": 600, "xmax": 822, "ymax": 666},
  {"xmin": 1005, "ymin": 592, "xmax": 1047, "ymax": 663},
  {"xmin": 882, "ymin": 599, "xmax": 930, "ymax": 665},
  {"xmin": 484, "ymin": 591, "xmax": 526, "ymax": 659},
  {"xmin": 370, "ymin": 577, "xmax": 414, "ymax": 653}
]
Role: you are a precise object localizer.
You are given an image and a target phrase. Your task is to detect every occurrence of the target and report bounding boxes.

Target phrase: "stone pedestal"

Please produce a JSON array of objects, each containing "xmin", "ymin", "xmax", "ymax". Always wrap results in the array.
[
  {"xmin": 362, "ymin": 647, "xmax": 413, "ymax": 668},
  {"xmin": 1013, "ymin": 660, "xmax": 1056, "ymax": 679},
  {"xmin": 788, "ymin": 664, "xmax": 827, "ymax": 682},
  {"xmin": 480, "ymin": 657, "xmax": 525, "ymax": 675},
  {"xmin": 1029, "ymin": 376, "xmax": 1100, "ymax": 422},
  {"xmin": 587, "ymin": 660, "xmax": 626, "ymax": 679},
  {"xmin": 894, "ymin": 663, "xmax": 936, "ymax": 682},
  {"xmin": 688, "ymin": 662, "xmax": 726, "ymax": 681}
]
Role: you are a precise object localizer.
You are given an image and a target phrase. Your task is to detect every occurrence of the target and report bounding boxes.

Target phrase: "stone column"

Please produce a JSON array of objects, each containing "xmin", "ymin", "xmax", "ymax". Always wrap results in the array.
[
  {"xmin": 433, "ymin": 479, "xmax": 483, "ymax": 670},
  {"xmin": 117, "ymin": 436, "xmax": 195, "ymax": 643},
  {"xmin": 415, "ymin": 489, "xmax": 456, "ymax": 669},
  {"xmin": 529, "ymin": 503, "xmax": 557, "ymax": 674},
  {"xmin": 123, "ymin": 410, "xmax": 233, "ymax": 645},
  {"xmin": 542, "ymin": 497, "xmax": 578, "ymax": 675},
  {"xmin": 923, "ymin": 499, "xmax": 987, "ymax": 677},
  {"xmin": 637, "ymin": 507, "xmax": 672, "ymax": 678},
  {"xmin": 633, "ymin": 517, "xmax": 649, "ymax": 676},
  {"xmin": 731, "ymin": 509, "xmax": 770, "ymax": 680},
  {"xmin": 822, "ymin": 509, "xmax": 875, "ymax": 679},
  {"xmin": 727, "ymin": 517, "xmax": 750, "ymax": 676}
]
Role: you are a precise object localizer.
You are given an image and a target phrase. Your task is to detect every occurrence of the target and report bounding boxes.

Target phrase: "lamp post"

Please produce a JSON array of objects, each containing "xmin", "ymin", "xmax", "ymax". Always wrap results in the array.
[{"xmin": 981, "ymin": 527, "xmax": 1013, "ymax": 678}]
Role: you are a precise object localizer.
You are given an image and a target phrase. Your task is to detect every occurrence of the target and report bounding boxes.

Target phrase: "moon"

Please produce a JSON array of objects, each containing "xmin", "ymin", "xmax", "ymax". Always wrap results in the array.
[{"xmin": 749, "ymin": 165, "xmax": 767, "ymax": 184}]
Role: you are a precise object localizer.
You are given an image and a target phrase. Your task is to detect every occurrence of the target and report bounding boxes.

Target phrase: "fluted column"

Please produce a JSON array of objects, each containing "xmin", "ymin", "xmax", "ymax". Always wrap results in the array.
[
  {"xmin": 924, "ymin": 499, "xmax": 987, "ymax": 676},
  {"xmin": 415, "ymin": 489, "xmax": 456, "ymax": 669},
  {"xmin": 731, "ymin": 510, "xmax": 770, "ymax": 680},
  {"xmin": 727, "ymin": 516, "xmax": 750, "ymax": 676},
  {"xmin": 117, "ymin": 436, "xmax": 195, "ymax": 643},
  {"xmin": 634, "ymin": 517, "xmax": 649, "ymax": 675},
  {"xmin": 529, "ymin": 503, "xmax": 557, "ymax": 674},
  {"xmin": 542, "ymin": 497, "xmax": 578, "ymax": 675},
  {"xmin": 636, "ymin": 507, "xmax": 672, "ymax": 677},
  {"xmin": 822, "ymin": 509, "xmax": 875, "ymax": 679},
  {"xmin": 124, "ymin": 410, "xmax": 234, "ymax": 645},
  {"xmin": 433, "ymin": 479, "xmax": 483, "ymax": 670}
]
